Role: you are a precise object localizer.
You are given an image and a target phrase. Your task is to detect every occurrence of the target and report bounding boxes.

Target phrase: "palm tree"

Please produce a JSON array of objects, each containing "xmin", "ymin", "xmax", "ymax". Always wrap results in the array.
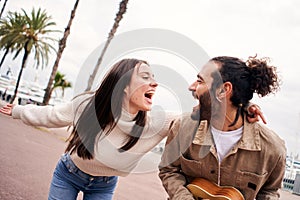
[
  {"xmin": 85, "ymin": 0, "xmax": 129, "ymax": 91},
  {"xmin": 51, "ymin": 71, "xmax": 72, "ymax": 98},
  {"xmin": 0, "ymin": 11, "xmax": 26, "ymax": 72},
  {"xmin": 0, "ymin": 8, "xmax": 58, "ymax": 104},
  {"xmin": 43, "ymin": 0, "xmax": 80, "ymax": 105},
  {"xmin": 0, "ymin": 0, "xmax": 9, "ymax": 19},
  {"xmin": 0, "ymin": 11, "xmax": 26, "ymax": 69}
]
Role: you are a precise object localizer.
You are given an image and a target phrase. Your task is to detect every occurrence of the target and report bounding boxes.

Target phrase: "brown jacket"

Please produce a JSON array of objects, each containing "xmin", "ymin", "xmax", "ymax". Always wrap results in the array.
[{"xmin": 159, "ymin": 114, "xmax": 286, "ymax": 200}]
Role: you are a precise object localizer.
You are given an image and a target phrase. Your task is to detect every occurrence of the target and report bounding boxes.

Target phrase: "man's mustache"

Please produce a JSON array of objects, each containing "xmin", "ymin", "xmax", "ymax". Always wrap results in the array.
[{"xmin": 191, "ymin": 91, "xmax": 198, "ymax": 99}]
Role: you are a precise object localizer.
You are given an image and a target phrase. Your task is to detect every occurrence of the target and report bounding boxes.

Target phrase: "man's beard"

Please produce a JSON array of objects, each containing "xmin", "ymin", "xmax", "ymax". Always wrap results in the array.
[{"xmin": 191, "ymin": 90, "xmax": 212, "ymax": 122}]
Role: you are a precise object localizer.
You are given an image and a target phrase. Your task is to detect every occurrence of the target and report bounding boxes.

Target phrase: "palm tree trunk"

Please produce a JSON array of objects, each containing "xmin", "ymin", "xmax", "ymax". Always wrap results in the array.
[
  {"xmin": 85, "ymin": 0, "xmax": 129, "ymax": 92},
  {"xmin": 42, "ymin": 0, "xmax": 80, "ymax": 105},
  {"xmin": 0, "ymin": 0, "xmax": 8, "ymax": 19},
  {"xmin": 10, "ymin": 48, "xmax": 29, "ymax": 104},
  {"xmin": 85, "ymin": 33, "xmax": 113, "ymax": 92},
  {"xmin": 0, "ymin": 48, "xmax": 9, "ymax": 69}
]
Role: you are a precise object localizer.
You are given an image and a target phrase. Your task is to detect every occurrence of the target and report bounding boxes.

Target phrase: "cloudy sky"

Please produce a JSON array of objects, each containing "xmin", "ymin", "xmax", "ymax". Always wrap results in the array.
[{"xmin": 1, "ymin": 0, "xmax": 300, "ymax": 155}]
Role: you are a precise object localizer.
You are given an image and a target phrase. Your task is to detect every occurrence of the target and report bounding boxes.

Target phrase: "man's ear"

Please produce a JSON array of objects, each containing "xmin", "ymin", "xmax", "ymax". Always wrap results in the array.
[
  {"xmin": 216, "ymin": 87, "xmax": 226, "ymax": 100},
  {"xmin": 215, "ymin": 86, "xmax": 225, "ymax": 102},
  {"xmin": 216, "ymin": 82, "xmax": 232, "ymax": 100},
  {"xmin": 223, "ymin": 82, "xmax": 232, "ymax": 96}
]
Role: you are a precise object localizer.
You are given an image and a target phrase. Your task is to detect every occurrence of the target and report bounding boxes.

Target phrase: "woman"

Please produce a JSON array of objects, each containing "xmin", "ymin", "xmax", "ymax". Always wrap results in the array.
[{"xmin": 0, "ymin": 58, "xmax": 263, "ymax": 199}]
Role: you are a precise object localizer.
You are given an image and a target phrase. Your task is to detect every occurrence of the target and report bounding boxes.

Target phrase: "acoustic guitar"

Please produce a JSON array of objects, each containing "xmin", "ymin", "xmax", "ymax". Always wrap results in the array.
[{"xmin": 186, "ymin": 178, "xmax": 245, "ymax": 200}]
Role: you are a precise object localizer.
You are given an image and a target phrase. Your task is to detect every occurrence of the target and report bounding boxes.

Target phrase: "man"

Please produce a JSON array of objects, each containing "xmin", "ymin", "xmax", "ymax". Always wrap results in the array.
[{"xmin": 159, "ymin": 56, "xmax": 286, "ymax": 200}]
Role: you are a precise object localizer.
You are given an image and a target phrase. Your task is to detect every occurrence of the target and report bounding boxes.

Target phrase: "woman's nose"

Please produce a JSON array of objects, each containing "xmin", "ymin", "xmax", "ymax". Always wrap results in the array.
[{"xmin": 150, "ymin": 79, "xmax": 158, "ymax": 87}]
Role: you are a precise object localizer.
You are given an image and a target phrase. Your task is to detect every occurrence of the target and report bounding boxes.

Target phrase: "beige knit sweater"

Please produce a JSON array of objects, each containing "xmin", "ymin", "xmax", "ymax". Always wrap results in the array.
[{"xmin": 12, "ymin": 93, "xmax": 176, "ymax": 176}]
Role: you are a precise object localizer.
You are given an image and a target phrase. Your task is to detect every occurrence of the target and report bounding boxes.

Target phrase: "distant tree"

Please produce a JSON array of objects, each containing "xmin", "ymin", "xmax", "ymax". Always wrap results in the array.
[
  {"xmin": 43, "ymin": 0, "xmax": 80, "ymax": 105},
  {"xmin": 51, "ymin": 71, "xmax": 72, "ymax": 98},
  {"xmin": 0, "ymin": 8, "xmax": 58, "ymax": 104},
  {"xmin": 85, "ymin": 0, "xmax": 129, "ymax": 91}
]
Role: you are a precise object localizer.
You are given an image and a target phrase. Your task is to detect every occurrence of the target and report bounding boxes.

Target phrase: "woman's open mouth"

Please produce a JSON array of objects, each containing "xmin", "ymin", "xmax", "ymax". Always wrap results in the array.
[{"xmin": 144, "ymin": 91, "xmax": 155, "ymax": 104}]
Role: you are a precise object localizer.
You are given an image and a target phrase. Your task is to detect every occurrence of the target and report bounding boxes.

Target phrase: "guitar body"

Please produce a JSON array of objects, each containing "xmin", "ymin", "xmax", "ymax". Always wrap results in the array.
[{"xmin": 187, "ymin": 178, "xmax": 245, "ymax": 200}]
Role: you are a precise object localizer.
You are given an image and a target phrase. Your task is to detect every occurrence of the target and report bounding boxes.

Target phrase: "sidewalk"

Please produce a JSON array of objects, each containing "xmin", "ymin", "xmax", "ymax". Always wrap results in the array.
[{"xmin": 0, "ymin": 100, "xmax": 299, "ymax": 199}]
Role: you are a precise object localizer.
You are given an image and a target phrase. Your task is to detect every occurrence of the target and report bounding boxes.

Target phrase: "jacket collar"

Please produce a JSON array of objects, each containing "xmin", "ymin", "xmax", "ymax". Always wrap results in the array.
[
  {"xmin": 192, "ymin": 117, "xmax": 261, "ymax": 151},
  {"xmin": 192, "ymin": 120, "xmax": 214, "ymax": 146},
  {"xmin": 238, "ymin": 118, "xmax": 261, "ymax": 151}
]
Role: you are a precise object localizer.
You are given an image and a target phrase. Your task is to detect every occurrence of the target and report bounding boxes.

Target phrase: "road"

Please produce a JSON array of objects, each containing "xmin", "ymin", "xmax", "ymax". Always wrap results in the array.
[{"xmin": 0, "ymin": 100, "xmax": 299, "ymax": 199}]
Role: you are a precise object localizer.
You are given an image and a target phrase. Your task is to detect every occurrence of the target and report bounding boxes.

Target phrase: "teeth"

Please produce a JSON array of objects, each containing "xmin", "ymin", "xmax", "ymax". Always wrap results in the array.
[{"xmin": 145, "ymin": 91, "xmax": 155, "ymax": 95}]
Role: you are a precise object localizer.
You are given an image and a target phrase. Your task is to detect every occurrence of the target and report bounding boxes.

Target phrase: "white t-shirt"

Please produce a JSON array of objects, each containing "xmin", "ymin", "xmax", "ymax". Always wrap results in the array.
[{"xmin": 211, "ymin": 126, "xmax": 243, "ymax": 163}]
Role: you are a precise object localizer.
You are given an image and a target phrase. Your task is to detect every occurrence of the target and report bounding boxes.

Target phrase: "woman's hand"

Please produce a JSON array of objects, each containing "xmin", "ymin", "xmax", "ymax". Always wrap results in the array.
[
  {"xmin": 0, "ymin": 104, "xmax": 14, "ymax": 116},
  {"xmin": 246, "ymin": 104, "xmax": 266, "ymax": 124}
]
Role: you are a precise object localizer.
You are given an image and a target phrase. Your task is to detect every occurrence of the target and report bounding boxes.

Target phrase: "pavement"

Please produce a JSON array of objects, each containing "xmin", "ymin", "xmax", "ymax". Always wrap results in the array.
[{"xmin": 0, "ymin": 100, "xmax": 300, "ymax": 200}]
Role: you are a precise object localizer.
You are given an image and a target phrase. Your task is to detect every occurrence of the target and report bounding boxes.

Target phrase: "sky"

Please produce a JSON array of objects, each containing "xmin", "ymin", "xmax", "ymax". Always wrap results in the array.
[{"xmin": 1, "ymin": 0, "xmax": 300, "ymax": 155}]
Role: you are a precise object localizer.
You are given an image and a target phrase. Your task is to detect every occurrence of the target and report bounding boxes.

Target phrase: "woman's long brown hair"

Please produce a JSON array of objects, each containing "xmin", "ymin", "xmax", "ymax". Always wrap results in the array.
[{"xmin": 65, "ymin": 58, "xmax": 148, "ymax": 159}]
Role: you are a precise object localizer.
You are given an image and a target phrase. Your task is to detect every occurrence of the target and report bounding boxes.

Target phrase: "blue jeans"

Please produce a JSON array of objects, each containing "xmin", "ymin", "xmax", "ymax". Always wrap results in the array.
[{"xmin": 48, "ymin": 153, "xmax": 118, "ymax": 200}]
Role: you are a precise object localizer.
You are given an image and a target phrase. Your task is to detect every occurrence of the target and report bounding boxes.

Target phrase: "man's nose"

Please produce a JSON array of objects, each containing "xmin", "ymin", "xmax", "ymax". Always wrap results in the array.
[{"xmin": 188, "ymin": 81, "xmax": 196, "ymax": 91}]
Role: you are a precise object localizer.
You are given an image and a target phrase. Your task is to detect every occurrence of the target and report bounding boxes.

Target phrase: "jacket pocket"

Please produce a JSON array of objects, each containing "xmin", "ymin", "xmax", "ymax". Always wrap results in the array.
[
  {"xmin": 180, "ymin": 154, "xmax": 203, "ymax": 178},
  {"xmin": 235, "ymin": 170, "xmax": 268, "ymax": 199}
]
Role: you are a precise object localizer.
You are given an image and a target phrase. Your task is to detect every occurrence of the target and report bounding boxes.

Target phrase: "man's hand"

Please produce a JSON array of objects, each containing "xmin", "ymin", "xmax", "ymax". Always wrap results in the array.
[
  {"xmin": 247, "ymin": 104, "xmax": 266, "ymax": 124},
  {"xmin": 0, "ymin": 104, "xmax": 14, "ymax": 116}
]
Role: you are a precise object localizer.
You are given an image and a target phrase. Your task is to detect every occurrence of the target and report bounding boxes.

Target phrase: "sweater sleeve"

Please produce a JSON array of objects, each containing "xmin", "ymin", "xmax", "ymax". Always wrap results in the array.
[
  {"xmin": 158, "ymin": 111, "xmax": 180, "ymax": 138},
  {"xmin": 12, "ymin": 102, "xmax": 74, "ymax": 128},
  {"xmin": 11, "ymin": 93, "xmax": 92, "ymax": 128},
  {"xmin": 159, "ymin": 117, "xmax": 195, "ymax": 200}
]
